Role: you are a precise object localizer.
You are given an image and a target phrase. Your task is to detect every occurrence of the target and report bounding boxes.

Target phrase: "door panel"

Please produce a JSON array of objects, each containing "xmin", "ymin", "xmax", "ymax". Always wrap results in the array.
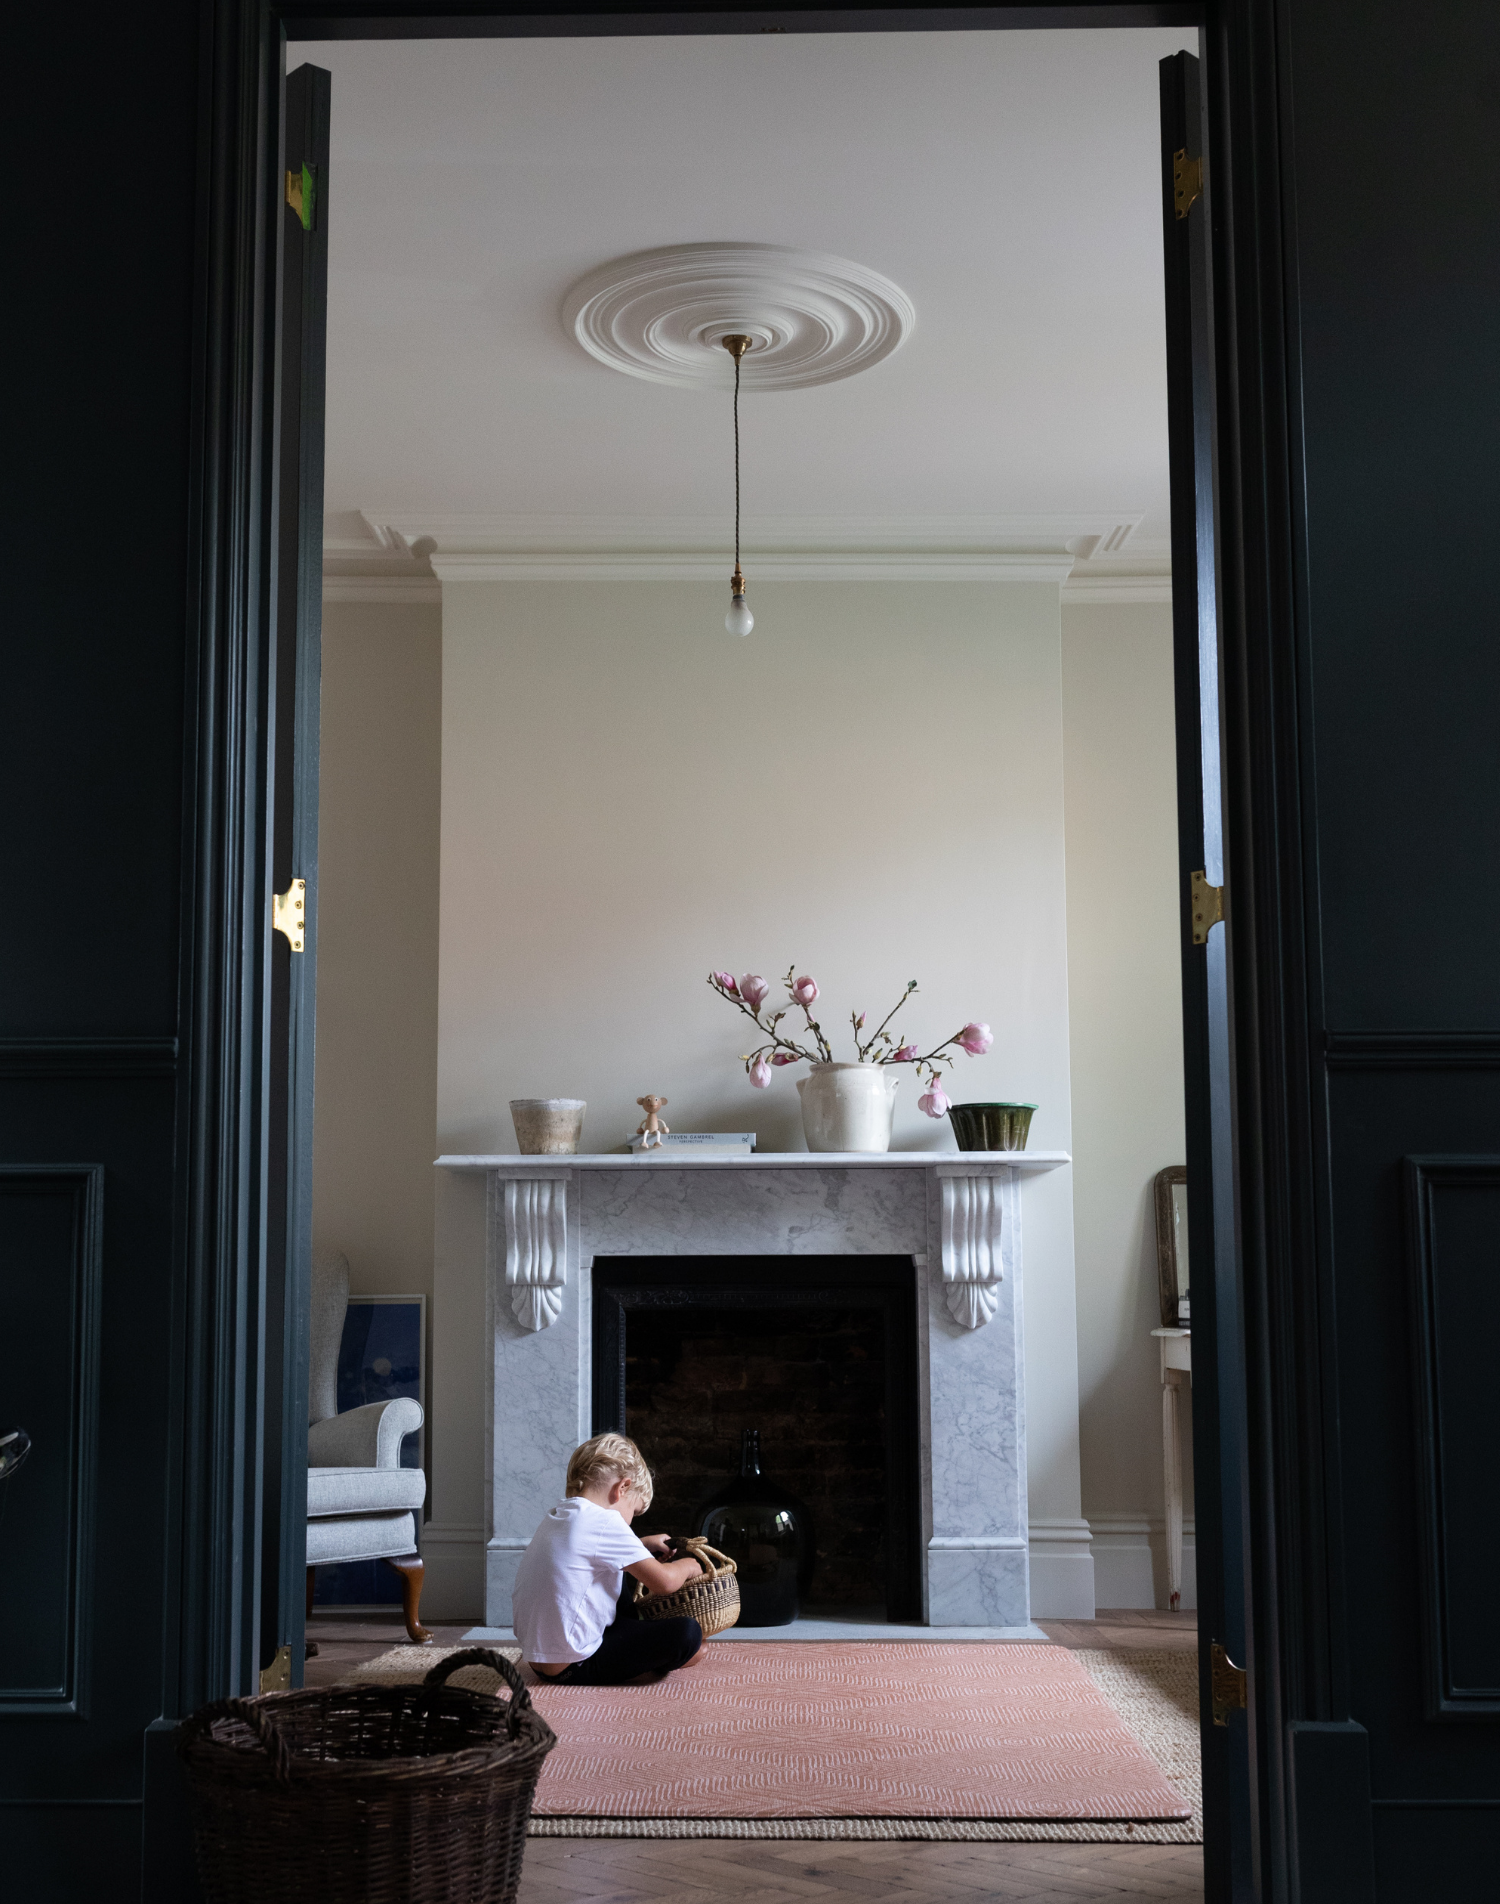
[
  {"xmin": 260, "ymin": 59, "xmax": 330, "ymax": 1688},
  {"xmin": 1158, "ymin": 50, "xmax": 1254, "ymax": 1904},
  {"xmin": 0, "ymin": 1167, "xmax": 103, "ymax": 1716}
]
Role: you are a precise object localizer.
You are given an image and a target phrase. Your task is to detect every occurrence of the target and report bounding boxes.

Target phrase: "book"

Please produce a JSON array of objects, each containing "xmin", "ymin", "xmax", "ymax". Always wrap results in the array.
[{"xmin": 626, "ymin": 1131, "xmax": 756, "ymax": 1157}]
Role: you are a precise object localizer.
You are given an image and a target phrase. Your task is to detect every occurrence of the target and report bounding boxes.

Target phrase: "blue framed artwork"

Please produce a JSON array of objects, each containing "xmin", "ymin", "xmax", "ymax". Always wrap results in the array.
[{"xmin": 312, "ymin": 1293, "xmax": 426, "ymax": 1609}]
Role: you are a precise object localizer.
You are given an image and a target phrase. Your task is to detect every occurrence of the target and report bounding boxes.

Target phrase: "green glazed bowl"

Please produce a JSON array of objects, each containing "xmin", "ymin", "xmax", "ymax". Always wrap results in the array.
[{"xmin": 948, "ymin": 1102, "xmax": 1037, "ymax": 1152}]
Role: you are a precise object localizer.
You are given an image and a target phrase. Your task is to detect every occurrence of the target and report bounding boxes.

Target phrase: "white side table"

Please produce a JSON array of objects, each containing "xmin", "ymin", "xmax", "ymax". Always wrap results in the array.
[{"xmin": 1151, "ymin": 1326, "xmax": 1192, "ymax": 1610}]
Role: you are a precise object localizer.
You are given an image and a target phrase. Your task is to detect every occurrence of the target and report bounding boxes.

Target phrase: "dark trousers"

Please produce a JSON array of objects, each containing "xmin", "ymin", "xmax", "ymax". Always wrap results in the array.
[{"xmin": 549, "ymin": 1616, "xmax": 703, "ymax": 1685}]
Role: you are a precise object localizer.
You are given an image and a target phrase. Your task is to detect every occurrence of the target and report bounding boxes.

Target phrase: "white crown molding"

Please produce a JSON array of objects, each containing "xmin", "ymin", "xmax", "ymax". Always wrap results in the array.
[
  {"xmin": 562, "ymin": 243, "xmax": 914, "ymax": 392},
  {"xmin": 1061, "ymin": 536, "xmax": 1173, "ymax": 604},
  {"xmin": 1061, "ymin": 572, "xmax": 1173, "ymax": 604},
  {"xmin": 323, "ymin": 576, "xmax": 443, "ymax": 604},
  {"xmin": 323, "ymin": 513, "xmax": 1170, "ymax": 594},
  {"xmin": 322, "ymin": 529, "xmax": 441, "ymax": 604},
  {"xmin": 428, "ymin": 550, "xmax": 1077, "ymax": 583},
  {"xmin": 368, "ymin": 511, "xmax": 1144, "ymax": 554}
]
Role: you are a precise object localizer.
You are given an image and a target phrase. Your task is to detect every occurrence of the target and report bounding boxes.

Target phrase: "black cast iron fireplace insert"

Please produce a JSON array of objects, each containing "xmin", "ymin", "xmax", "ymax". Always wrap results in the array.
[{"xmin": 591, "ymin": 1256, "xmax": 923, "ymax": 1621}]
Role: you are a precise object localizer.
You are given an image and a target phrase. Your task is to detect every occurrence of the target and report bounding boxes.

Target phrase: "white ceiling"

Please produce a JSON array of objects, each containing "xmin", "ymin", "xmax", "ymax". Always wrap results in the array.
[{"xmin": 306, "ymin": 27, "xmax": 1194, "ymax": 556}]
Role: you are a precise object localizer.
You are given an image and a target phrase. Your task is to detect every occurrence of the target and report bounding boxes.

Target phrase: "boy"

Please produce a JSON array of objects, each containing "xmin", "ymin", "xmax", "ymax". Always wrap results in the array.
[{"xmin": 513, "ymin": 1433, "xmax": 708, "ymax": 1684}]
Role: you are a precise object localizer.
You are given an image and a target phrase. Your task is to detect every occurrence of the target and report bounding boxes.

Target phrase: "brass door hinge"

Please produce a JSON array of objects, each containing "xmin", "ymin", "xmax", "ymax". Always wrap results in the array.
[
  {"xmin": 1210, "ymin": 1642, "xmax": 1248, "ymax": 1725},
  {"xmin": 285, "ymin": 162, "xmax": 315, "ymax": 231},
  {"xmin": 1191, "ymin": 871, "xmax": 1224, "ymax": 944},
  {"xmin": 1174, "ymin": 149, "xmax": 1204, "ymax": 220},
  {"xmin": 272, "ymin": 878, "xmax": 306, "ymax": 952},
  {"xmin": 259, "ymin": 1643, "xmax": 293, "ymax": 1693}
]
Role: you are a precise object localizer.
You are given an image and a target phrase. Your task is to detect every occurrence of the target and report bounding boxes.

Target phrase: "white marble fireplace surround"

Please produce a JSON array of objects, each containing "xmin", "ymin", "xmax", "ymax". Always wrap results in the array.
[{"xmin": 437, "ymin": 1150, "xmax": 1069, "ymax": 1631}]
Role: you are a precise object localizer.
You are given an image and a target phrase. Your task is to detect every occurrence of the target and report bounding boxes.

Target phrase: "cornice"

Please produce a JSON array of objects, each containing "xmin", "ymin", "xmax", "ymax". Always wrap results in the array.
[
  {"xmin": 427, "ymin": 549, "xmax": 1079, "ymax": 582},
  {"xmin": 322, "ymin": 513, "xmax": 1170, "ymax": 595},
  {"xmin": 324, "ymin": 511, "xmax": 1171, "ymax": 593},
  {"xmin": 323, "ymin": 577, "xmax": 444, "ymax": 605},
  {"xmin": 1060, "ymin": 542, "xmax": 1174, "ymax": 605}
]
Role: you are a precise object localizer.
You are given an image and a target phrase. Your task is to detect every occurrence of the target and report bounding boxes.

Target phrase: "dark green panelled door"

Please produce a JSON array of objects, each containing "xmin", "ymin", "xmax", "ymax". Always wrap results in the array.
[
  {"xmin": 1158, "ymin": 51, "xmax": 1256, "ymax": 1904},
  {"xmin": 262, "ymin": 60, "xmax": 331, "ymax": 1694}
]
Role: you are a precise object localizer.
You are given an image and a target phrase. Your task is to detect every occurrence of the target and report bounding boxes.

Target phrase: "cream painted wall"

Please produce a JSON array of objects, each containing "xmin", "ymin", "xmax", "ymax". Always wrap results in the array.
[
  {"xmin": 311, "ymin": 586, "xmax": 1190, "ymax": 1622},
  {"xmin": 435, "ymin": 578, "xmax": 1089, "ymax": 1616},
  {"xmin": 312, "ymin": 602, "xmax": 442, "ymax": 1292},
  {"xmin": 1061, "ymin": 601, "xmax": 1193, "ymax": 1608},
  {"xmin": 310, "ymin": 603, "xmax": 446, "ymax": 1581}
]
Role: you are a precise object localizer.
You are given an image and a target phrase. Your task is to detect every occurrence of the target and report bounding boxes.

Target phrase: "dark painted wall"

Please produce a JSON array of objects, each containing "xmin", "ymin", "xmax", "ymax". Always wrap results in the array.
[
  {"xmin": 1283, "ymin": 0, "xmax": 1500, "ymax": 1884},
  {"xmin": 1291, "ymin": 1, "xmax": 1500, "ymax": 1027},
  {"xmin": 2, "ymin": 2, "xmax": 1497, "ymax": 1898},
  {"xmin": 1, "ymin": 1, "xmax": 199, "ymax": 1889}
]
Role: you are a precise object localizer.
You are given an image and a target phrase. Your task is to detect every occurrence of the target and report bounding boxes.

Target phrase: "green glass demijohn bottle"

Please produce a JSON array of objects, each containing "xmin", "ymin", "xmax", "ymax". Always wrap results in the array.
[{"xmin": 694, "ymin": 1428, "xmax": 814, "ymax": 1627}]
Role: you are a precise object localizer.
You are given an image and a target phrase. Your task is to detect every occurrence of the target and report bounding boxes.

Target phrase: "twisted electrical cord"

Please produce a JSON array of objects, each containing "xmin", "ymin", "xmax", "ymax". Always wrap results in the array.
[{"xmin": 733, "ymin": 345, "xmax": 742, "ymax": 572}]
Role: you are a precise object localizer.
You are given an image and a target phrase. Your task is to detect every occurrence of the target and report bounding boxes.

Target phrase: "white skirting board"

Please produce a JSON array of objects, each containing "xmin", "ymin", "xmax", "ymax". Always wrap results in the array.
[
  {"xmin": 1087, "ymin": 1515, "xmax": 1197, "ymax": 1610},
  {"xmin": 417, "ymin": 1518, "xmax": 1196, "ymax": 1624},
  {"xmin": 1026, "ymin": 1518, "xmax": 1097, "ymax": 1619}
]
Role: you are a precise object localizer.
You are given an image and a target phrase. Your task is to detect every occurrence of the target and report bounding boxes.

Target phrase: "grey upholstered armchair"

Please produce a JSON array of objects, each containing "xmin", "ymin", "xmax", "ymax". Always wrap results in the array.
[{"xmin": 306, "ymin": 1249, "xmax": 431, "ymax": 1641}]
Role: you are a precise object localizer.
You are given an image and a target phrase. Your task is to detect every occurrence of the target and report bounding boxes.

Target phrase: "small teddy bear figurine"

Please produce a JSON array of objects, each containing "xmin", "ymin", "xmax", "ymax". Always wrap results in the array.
[{"xmin": 635, "ymin": 1095, "xmax": 670, "ymax": 1149}]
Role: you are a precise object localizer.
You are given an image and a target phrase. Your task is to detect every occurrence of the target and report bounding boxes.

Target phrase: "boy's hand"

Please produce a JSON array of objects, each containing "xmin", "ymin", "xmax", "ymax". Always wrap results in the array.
[
  {"xmin": 626, "ymin": 1553, "xmax": 704, "ymax": 1598},
  {"xmin": 639, "ymin": 1534, "xmax": 675, "ymax": 1558}
]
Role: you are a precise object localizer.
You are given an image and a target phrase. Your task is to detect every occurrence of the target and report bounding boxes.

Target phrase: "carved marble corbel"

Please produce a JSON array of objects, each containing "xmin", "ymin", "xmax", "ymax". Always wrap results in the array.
[
  {"xmin": 503, "ymin": 1176, "xmax": 568, "ymax": 1330},
  {"xmin": 939, "ymin": 1171, "xmax": 1004, "ymax": 1328}
]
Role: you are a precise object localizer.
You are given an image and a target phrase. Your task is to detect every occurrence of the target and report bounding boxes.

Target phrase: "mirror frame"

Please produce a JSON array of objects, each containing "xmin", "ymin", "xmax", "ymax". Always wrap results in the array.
[{"xmin": 1153, "ymin": 1164, "xmax": 1189, "ymax": 1329}]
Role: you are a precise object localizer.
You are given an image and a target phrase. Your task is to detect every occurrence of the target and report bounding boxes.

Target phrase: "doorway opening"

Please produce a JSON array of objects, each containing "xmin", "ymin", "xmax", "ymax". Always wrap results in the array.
[{"xmin": 281, "ymin": 18, "xmax": 1229, "ymax": 1897}]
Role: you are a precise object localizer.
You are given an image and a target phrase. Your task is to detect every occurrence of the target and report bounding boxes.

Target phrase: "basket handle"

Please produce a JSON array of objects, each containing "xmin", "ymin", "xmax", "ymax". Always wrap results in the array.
[
  {"xmin": 632, "ymin": 1534, "xmax": 736, "ymax": 1603},
  {"xmin": 671, "ymin": 1535, "xmax": 736, "ymax": 1577},
  {"xmin": 208, "ymin": 1697, "xmax": 294, "ymax": 1781},
  {"xmin": 423, "ymin": 1647, "xmax": 533, "ymax": 1736}
]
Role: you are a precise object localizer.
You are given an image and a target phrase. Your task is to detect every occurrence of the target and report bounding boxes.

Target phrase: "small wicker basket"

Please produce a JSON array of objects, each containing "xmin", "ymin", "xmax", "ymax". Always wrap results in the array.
[
  {"xmin": 632, "ymin": 1535, "xmax": 741, "ymax": 1637},
  {"xmin": 177, "ymin": 1648, "xmax": 555, "ymax": 1904}
]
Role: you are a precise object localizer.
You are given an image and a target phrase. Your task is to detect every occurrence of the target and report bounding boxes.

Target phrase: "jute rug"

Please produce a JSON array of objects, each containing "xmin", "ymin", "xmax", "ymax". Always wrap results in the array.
[{"xmin": 342, "ymin": 1642, "xmax": 1201, "ymax": 1844}]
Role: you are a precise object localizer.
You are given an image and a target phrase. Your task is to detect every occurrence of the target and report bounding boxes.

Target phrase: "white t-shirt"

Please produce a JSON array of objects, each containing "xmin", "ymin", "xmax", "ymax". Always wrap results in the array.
[{"xmin": 512, "ymin": 1496, "xmax": 652, "ymax": 1665}]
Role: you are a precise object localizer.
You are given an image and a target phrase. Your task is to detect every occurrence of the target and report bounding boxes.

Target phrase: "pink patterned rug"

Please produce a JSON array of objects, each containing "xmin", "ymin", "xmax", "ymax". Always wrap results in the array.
[{"xmin": 525, "ymin": 1643, "xmax": 1190, "ymax": 1821}]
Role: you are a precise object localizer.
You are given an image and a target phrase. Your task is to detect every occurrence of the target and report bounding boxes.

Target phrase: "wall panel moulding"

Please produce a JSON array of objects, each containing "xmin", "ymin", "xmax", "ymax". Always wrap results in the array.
[{"xmin": 323, "ymin": 512, "xmax": 1169, "ymax": 595}]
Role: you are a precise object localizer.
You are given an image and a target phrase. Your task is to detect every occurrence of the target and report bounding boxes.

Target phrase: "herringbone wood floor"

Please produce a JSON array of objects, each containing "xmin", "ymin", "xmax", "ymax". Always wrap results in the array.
[
  {"xmin": 303, "ymin": 1610, "xmax": 1203, "ymax": 1902},
  {"xmin": 520, "ymin": 1838, "xmax": 1203, "ymax": 1902}
]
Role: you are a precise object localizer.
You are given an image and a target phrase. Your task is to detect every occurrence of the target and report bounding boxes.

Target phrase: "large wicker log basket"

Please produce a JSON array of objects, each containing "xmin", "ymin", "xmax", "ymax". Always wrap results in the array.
[
  {"xmin": 177, "ymin": 1648, "xmax": 555, "ymax": 1904},
  {"xmin": 632, "ymin": 1535, "xmax": 740, "ymax": 1637}
]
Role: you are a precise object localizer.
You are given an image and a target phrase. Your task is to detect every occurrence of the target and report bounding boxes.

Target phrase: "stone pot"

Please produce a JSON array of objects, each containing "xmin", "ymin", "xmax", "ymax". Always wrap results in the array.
[
  {"xmin": 796, "ymin": 1062, "xmax": 899, "ymax": 1153},
  {"xmin": 510, "ymin": 1098, "xmax": 586, "ymax": 1155}
]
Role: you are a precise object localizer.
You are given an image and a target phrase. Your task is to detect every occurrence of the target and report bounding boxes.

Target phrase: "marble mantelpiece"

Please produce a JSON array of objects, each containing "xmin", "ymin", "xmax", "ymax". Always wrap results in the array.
[{"xmin": 436, "ymin": 1150, "xmax": 1069, "ymax": 1630}]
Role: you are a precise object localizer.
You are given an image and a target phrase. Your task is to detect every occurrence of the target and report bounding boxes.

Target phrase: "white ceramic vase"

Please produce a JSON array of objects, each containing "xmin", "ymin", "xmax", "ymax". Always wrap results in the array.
[{"xmin": 796, "ymin": 1062, "xmax": 900, "ymax": 1153}]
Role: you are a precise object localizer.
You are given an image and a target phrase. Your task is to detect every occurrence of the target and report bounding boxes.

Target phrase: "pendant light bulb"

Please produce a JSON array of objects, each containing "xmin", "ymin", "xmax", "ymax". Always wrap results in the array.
[
  {"xmin": 726, "ymin": 564, "xmax": 753, "ymax": 637},
  {"xmin": 721, "ymin": 334, "xmax": 754, "ymax": 637}
]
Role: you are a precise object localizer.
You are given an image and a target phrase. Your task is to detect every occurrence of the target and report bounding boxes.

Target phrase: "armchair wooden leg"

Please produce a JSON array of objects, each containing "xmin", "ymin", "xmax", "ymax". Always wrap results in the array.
[
  {"xmin": 305, "ymin": 1567, "xmax": 319, "ymax": 1658},
  {"xmin": 383, "ymin": 1555, "xmax": 433, "ymax": 1643}
]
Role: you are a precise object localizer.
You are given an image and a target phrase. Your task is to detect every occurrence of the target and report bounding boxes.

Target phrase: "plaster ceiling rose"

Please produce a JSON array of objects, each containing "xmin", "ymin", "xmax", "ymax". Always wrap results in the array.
[{"xmin": 561, "ymin": 242, "xmax": 915, "ymax": 391}]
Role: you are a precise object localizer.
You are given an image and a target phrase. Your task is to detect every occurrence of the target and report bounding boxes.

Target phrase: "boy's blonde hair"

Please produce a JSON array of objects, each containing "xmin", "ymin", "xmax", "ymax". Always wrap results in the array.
[{"xmin": 565, "ymin": 1432, "xmax": 654, "ymax": 1509}]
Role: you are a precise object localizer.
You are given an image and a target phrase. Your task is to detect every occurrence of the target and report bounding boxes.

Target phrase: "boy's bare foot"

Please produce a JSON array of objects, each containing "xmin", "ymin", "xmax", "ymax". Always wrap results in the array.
[{"xmin": 682, "ymin": 1644, "xmax": 709, "ymax": 1667}]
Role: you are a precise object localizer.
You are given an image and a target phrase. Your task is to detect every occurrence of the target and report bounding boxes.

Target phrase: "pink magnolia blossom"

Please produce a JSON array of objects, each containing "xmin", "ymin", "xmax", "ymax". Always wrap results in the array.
[
  {"xmin": 918, "ymin": 1080, "xmax": 952, "ymax": 1119},
  {"xmin": 739, "ymin": 974, "xmax": 770, "ymax": 1010},
  {"xmin": 791, "ymin": 974, "xmax": 819, "ymax": 1008},
  {"xmin": 770, "ymin": 1051, "xmax": 801, "ymax": 1067},
  {"xmin": 712, "ymin": 971, "xmax": 739, "ymax": 995},
  {"xmin": 890, "ymin": 1043, "xmax": 919, "ymax": 1063},
  {"xmin": 956, "ymin": 1021, "xmax": 993, "ymax": 1056},
  {"xmin": 748, "ymin": 1055, "xmax": 773, "ymax": 1089}
]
